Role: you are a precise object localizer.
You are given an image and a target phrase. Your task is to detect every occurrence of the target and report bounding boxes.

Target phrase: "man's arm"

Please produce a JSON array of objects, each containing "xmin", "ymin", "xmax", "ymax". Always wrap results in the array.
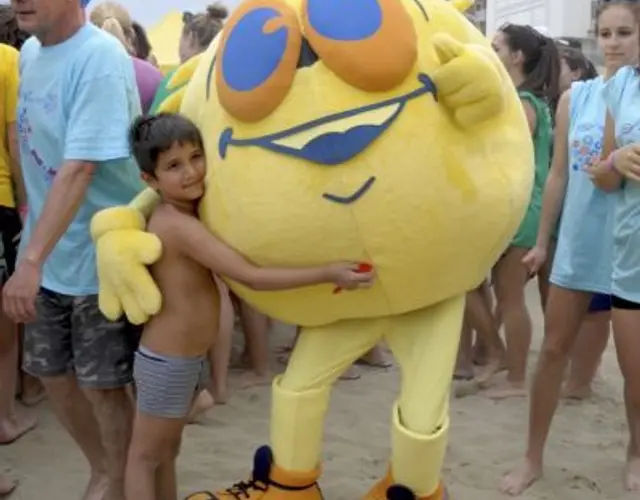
[
  {"xmin": 166, "ymin": 213, "xmax": 334, "ymax": 290},
  {"xmin": 21, "ymin": 161, "xmax": 95, "ymax": 266}
]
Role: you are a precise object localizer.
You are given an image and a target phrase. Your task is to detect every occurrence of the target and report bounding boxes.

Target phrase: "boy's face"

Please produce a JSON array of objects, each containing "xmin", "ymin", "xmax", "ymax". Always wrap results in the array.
[{"xmin": 145, "ymin": 141, "xmax": 206, "ymax": 202}]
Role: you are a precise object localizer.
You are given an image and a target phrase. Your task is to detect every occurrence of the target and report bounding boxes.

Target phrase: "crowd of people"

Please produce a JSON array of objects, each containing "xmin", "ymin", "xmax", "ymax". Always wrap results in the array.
[{"xmin": 2, "ymin": 0, "xmax": 640, "ymax": 499}]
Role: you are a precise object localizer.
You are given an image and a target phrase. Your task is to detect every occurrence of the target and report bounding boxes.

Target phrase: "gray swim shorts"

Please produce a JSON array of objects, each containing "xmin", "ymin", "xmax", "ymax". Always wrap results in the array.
[{"xmin": 134, "ymin": 346, "xmax": 209, "ymax": 419}]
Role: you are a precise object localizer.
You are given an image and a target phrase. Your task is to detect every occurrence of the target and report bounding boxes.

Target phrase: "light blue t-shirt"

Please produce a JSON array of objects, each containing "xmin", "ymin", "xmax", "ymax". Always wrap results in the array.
[
  {"xmin": 551, "ymin": 77, "xmax": 615, "ymax": 295},
  {"xmin": 18, "ymin": 24, "xmax": 145, "ymax": 296},
  {"xmin": 603, "ymin": 66, "xmax": 640, "ymax": 304}
]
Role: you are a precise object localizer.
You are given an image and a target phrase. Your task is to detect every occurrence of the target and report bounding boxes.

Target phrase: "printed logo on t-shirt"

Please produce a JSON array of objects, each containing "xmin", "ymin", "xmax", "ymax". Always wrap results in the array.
[
  {"xmin": 17, "ymin": 91, "xmax": 57, "ymax": 184},
  {"xmin": 570, "ymin": 123, "xmax": 604, "ymax": 171}
]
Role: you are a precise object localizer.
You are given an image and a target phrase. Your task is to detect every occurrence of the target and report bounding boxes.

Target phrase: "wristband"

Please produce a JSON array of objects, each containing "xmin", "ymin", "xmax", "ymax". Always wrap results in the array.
[{"xmin": 18, "ymin": 204, "xmax": 28, "ymax": 217}]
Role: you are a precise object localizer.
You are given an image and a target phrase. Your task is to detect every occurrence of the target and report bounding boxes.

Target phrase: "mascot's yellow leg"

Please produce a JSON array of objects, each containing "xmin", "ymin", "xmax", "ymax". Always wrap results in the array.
[
  {"xmin": 200, "ymin": 318, "xmax": 387, "ymax": 500},
  {"xmin": 364, "ymin": 295, "xmax": 465, "ymax": 500}
]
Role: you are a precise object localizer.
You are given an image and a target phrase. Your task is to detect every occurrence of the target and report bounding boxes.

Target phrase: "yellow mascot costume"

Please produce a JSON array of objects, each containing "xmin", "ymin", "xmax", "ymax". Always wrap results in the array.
[{"xmin": 91, "ymin": 0, "xmax": 533, "ymax": 498}]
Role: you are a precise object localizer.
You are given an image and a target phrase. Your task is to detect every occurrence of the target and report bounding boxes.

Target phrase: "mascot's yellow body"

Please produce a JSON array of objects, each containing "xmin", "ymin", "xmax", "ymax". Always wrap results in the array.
[{"xmin": 91, "ymin": 0, "xmax": 533, "ymax": 498}]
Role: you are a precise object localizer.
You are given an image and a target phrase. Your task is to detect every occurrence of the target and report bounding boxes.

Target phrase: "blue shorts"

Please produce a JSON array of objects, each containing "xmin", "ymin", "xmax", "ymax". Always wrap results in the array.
[
  {"xmin": 588, "ymin": 293, "xmax": 612, "ymax": 313},
  {"xmin": 134, "ymin": 346, "xmax": 209, "ymax": 419}
]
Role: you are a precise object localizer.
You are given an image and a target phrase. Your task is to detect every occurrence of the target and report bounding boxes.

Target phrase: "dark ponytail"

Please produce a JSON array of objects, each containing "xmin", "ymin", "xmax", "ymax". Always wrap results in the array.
[
  {"xmin": 559, "ymin": 46, "xmax": 598, "ymax": 81},
  {"xmin": 499, "ymin": 24, "xmax": 562, "ymax": 115}
]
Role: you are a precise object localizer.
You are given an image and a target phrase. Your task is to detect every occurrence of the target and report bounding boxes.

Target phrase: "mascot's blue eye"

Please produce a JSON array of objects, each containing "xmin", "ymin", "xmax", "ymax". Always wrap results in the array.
[
  {"xmin": 221, "ymin": 8, "xmax": 290, "ymax": 92},
  {"xmin": 306, "ymin": 0, "xmax": 382, "ymax": 41}
]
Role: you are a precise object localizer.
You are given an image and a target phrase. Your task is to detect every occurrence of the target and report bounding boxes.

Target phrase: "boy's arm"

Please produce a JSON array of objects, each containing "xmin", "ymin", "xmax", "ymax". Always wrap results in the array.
[{"xmin": 167, "ymin": 213, "xmax": 360, "ymax": 291}]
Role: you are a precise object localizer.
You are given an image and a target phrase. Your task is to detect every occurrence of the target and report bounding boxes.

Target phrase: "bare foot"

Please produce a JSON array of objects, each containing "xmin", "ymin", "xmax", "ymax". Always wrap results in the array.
[
  {"xmin": 0, "ymin": 408, "xmax": 38, "ymax": 445},
  {"xmin": 563, "ymin": 384, "xmax": 593, "ymax": 401},
  {"xmin": 339, "ymin": 366, "xmax": 361, "ymax": 381},
  {"xmin": 81, "ymin": 472, "xmax": 109, "ymax": 500},
  {"xmin": 239, "ymin": 372, "xmax": 272, "ymax": 388},
  {"xmin": 275, "ymin": 345, "xmax": 293, "ymax": 355},
  {"xmin": 500, "ymin": 459, "xmax": 542, "ymax": 496},
  {"xmin": 20, "ymin": 376, "xmax": 45, "ymax": 407},
  {"xmin": 453, "ymin": 371, "xmax": 474, "ymax": 381},
  {"xmin": 0, "ymin": 473, "xmax": 17, "ymax": 496},
  {"xmin": 356, "ymin": 349, "xmax": 393, "ymax": 369},
  {"xmin": 475, "ymin": 357, "xmax": 507, "ymax": 386},
  {"xmin": 212, "ymin": 385, "xmax": 229, "ymax": 406},
  {"xmin": 187, "ymin": 390, "xmax": 215, "ymax": 424},
  {"xmin": 454, "ymin": 379, "xmax": 480, "ymax": 399},
  {"xmin": 486, "ymin": 380, "xmax": 527, "ymax": 400},
  {"xmin": 625, "ymin": 455, "xmax": 640, "ymax": 491}
]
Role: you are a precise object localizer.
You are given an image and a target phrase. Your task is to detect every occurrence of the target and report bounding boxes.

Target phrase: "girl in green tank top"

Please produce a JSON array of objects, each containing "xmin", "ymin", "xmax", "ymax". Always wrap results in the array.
[
  {"xmin": 485, "ymin": 24, "xmax": 560, "ymax": 398},
  {"xmin": 150, "ymin": 4, "xmax": 228, "ymax": 114}
]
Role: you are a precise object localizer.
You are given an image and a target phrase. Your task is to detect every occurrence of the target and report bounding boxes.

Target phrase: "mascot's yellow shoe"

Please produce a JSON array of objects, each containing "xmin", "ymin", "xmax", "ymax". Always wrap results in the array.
[
  {"xmin": 363, "ymin": 472, "xmax": 447, "ymax": 500},
  {"xmin": 185, "ymin": 446, "xmax": 323, "ymax": 500}
]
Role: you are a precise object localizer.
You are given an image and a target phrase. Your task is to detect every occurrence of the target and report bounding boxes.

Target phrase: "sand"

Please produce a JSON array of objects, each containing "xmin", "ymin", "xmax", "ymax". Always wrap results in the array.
[{"xmin": 1, "ymin": 283, "xmax": 634, "ymax": 500}]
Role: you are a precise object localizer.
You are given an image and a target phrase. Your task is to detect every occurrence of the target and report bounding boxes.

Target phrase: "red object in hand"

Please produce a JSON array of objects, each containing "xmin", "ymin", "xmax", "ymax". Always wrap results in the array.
[{"xmin": 333, "ymin": 262, "xmax": 373, "ymax": 294}]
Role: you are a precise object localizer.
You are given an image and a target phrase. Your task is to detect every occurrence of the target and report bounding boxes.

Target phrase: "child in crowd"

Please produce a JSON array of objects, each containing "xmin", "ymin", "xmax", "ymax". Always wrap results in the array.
[{"xmin": 124, "ymin": 113, "xmax": 375, "ymax": 500}]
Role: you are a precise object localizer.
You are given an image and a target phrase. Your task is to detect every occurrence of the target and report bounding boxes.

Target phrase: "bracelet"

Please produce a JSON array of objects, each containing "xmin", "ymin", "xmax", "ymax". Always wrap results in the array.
[{"xmin": 18, "ymin": 204, "xmax": 28, "ymax": 217}]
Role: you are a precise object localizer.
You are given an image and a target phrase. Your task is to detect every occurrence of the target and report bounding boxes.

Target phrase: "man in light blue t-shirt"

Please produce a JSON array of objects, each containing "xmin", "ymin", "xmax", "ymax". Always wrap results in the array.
[{"xmin": 3, "ymin": 0, "xmax": 144, "ymax": 497}]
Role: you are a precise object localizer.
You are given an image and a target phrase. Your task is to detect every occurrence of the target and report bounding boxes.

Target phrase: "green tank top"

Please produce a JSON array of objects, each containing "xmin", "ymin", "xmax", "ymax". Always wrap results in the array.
[{"xmin": 511, "ymin": 91, "xmax": 553, "ymax": 248}]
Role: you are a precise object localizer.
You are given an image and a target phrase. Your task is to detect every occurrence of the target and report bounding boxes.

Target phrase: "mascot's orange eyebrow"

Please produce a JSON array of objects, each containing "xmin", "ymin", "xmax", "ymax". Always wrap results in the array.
[{"xmin": 411, "ymin": 0, "xmax": 429, "ymax": 20}]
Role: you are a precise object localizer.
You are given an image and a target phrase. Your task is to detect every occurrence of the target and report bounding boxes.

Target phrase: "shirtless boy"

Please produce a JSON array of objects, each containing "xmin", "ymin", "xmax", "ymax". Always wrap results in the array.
[{"xmin": 124, "ymin": 113, "xmax": 375, "ymax": 500}]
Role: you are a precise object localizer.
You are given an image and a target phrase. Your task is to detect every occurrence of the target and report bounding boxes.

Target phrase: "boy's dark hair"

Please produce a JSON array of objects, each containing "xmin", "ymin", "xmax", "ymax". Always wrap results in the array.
[
  {"xmin": 129, "ymin": 113, "xmax": 204, "ymax": 176},
  {"xmin": 499, "ymin": 23, "xmax": 562, "ymax": 115}
]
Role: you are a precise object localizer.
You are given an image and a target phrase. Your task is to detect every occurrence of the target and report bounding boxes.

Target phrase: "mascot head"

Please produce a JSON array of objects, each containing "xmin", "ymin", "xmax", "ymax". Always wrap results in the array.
[{"xmin": 167, "ymin": 0, "xmax": 532, "ymax": 326}]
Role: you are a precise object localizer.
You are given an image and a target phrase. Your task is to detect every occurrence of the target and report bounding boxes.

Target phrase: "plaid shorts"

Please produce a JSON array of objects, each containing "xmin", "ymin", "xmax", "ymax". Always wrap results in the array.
[{"xmin": 23, "ymin": 288, "xmax": 142, "ymax": 388}]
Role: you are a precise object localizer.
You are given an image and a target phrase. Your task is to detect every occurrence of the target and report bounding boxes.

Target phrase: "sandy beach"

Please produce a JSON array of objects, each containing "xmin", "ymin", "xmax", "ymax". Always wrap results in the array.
[{"xmin": 1, "ymin": 283, "xmax": 634, "ymax": 500}]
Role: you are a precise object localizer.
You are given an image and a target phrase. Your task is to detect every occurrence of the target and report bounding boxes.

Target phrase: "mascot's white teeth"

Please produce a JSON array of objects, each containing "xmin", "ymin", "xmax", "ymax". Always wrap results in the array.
[
  {"xmin": 217, "ymin": 73, "xmax": 437, "ymax": 166},
  {"xmin": 269, "ymin": 103, "xmax": 402, "ymax": 150}
]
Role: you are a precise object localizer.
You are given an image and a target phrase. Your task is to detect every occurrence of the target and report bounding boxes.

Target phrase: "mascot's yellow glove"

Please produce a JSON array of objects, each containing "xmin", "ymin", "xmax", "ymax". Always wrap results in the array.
[
  {"xmin": 431, "ymin": 33, "xmax": 506, "ymax": 128},
  {"xmin": 90, "ymin": 205, "xmax": 162, "ymax": 325}
]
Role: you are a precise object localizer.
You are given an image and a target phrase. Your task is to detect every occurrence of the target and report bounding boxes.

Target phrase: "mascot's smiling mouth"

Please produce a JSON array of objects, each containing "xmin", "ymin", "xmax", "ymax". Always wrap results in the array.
[{"xmin": 218, "ymin": 73, "xmax": 437, "ymax": 165}]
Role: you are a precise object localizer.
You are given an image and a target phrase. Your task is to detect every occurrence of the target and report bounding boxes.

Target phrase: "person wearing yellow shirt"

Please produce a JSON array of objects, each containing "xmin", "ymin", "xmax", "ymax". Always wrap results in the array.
[{"xmin": 0, "ymin": 41, "xmax": 34, "ymax": 497}]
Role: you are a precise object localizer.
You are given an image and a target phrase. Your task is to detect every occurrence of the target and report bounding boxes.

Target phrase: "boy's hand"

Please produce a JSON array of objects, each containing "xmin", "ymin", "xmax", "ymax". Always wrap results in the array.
[{"xmin": 328, "ymin": 262, "xmax": 375, "ymax": 292}]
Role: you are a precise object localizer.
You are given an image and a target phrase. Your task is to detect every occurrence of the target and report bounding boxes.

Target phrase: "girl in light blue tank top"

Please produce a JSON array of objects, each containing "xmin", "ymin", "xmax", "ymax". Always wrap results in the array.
[
  {"xmin": 598, "ymin": 62, "xmax": 640, "ymax": 493},
  {"xmin": 501, "ymin": 4, "xmax": 640, "ymax": 494},
  {"xmin": 551, "ymin": 77, "xmax": 616, "ymax": 294},
  {"xmin": 603, "ymin": 66, "xmax": 640, "ymax": 307}
]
